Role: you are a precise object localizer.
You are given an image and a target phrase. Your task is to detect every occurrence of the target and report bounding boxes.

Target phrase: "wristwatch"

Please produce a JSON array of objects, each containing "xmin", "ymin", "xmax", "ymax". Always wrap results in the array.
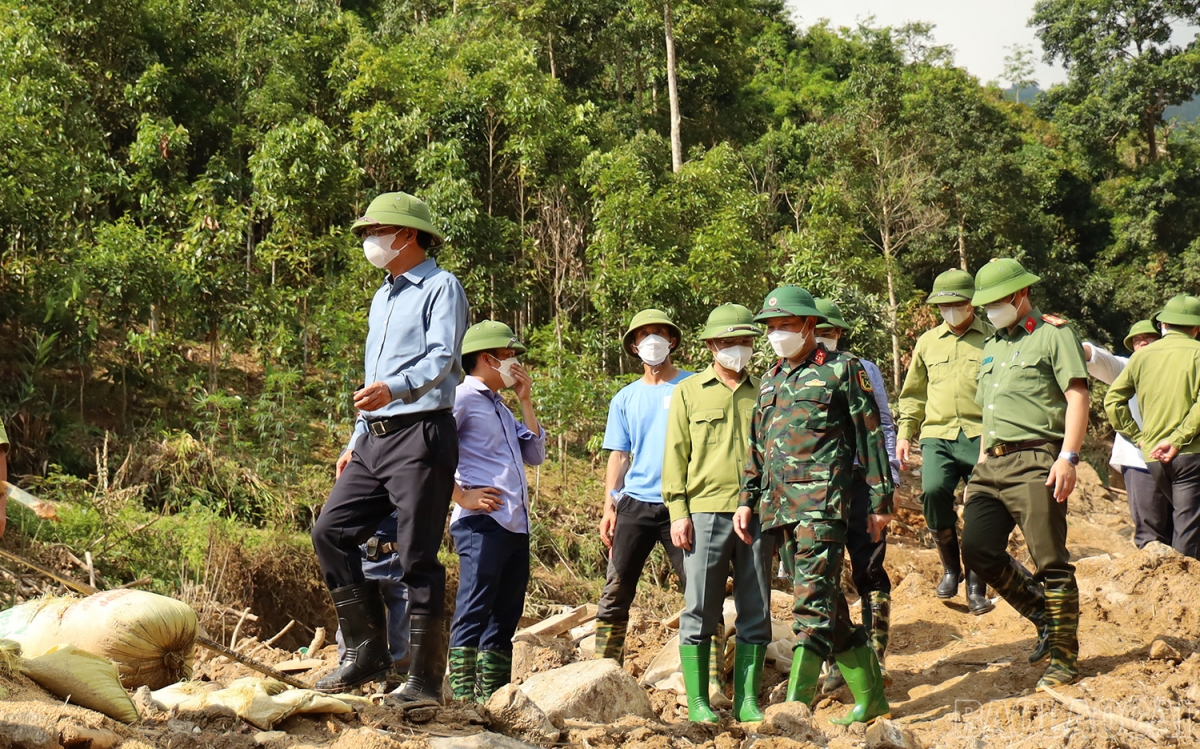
[{"xmin": 1058, "ymin": 451, "xmax": 1080, "ymax": 466}]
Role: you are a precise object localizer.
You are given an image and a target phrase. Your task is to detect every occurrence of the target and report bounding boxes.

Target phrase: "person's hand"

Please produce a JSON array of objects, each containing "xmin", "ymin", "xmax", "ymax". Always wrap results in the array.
[
  {"xmin": 600, "ymin": 508, "xmax": 617, "ymax": 549},
  {"xmin": 336, "ymin": 450, "xmax": 353, "ymax": 479},
  {"xmin": 511, "ymin": 363, "xmax": 533, "ymax": 402},
  {"xmin": 733, "ymin": 507, "xmax": 754, "ymax": 545},
  {"xmin": 460, "ymin": 487, "xmax": 503, "ymax": 512},
  {"xmin": 896, "ymin": 439, "xmax": 911, "ymax": 470},
  {"xmin": 1151, "ymin": 440, "xmax": 1179, "ymax": 463},
  {"xmin": 353, "ymin": 382, "xmax": 393, "ymax": 412},
  {"xmin": 670, "ymin": 518, "xmax": 694, "ymax": 552},
  {"xmin": 867, "ymin": 513, "xmax": 892, "ymax": 543},
  {"xmin": 1046, "ymin": 459, "xmax": 1077, "ymax": 502}
]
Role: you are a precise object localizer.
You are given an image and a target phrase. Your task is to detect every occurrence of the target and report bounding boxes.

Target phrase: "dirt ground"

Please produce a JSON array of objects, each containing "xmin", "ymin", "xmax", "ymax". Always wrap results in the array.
[{"xmin": 3, "ymin": 458, "xmax": 1200, "ymax": 748}]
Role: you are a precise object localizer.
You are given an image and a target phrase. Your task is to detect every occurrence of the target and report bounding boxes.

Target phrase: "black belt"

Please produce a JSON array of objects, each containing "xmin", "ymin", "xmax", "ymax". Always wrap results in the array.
[
  {"xmin": 366, "ymin": 409, "xmax": 450, "ymax": 437},
  {"xmin": 364, "ymin": 537, "xmax": 398, "ymax": 561},
  {"xmin": 987, "ymin": 439, "xmax": 1055, "ymax": 458}
]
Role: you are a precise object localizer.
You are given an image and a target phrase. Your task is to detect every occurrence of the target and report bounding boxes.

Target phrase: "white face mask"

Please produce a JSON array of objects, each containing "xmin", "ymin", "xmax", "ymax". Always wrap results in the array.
[
  {"xmin": 363, "ymin": 232, "xmax": 400, "ymax": 269},
  {"xmin": 491, "ymin": 356, "xmax": 519, "ymax": 388},
  {"xmin": 767, "ymin": 328, "xmax": 808, "ymax": 358},
  {"xmin": 714, "ymin": 344, "xmax": 753, "ymax": 373},
  {"xmin": 940, "ymin": 305, "xmax": 973, "ymax": 327},
  {"xmin": 986, "ymin": 300, "xmax": 1020, "ymax": 329},
  {"xmin": 635, "ymin": 334, "xmax": 671, "ymax": 366},
  {"xmin": 815, "ymin": 335, "xmax": 838, "ymax": 352}
]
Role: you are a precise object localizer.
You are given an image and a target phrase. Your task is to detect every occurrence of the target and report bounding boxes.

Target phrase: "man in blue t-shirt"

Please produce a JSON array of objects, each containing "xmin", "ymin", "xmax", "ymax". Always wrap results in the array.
[{"xmin": 595, "ymin": 309, "xmax": 692, "ymax": 664}]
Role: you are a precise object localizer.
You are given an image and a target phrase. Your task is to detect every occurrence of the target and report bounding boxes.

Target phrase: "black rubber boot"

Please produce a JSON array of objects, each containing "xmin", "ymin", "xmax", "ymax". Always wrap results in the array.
[
  {"xmin": 965, "ymin": 569, "xmax": 995, "ymax": 615},
  {"xmin": 386, "ymin": 616, "xmax": 448, "ymax": 707},
  {"xmin": 933, "ymin": 527, "xmax": 963, "ymax": 600},
  {"xmin": 315, "ymin": 581, "xmax": 394, "ymax": 693}
]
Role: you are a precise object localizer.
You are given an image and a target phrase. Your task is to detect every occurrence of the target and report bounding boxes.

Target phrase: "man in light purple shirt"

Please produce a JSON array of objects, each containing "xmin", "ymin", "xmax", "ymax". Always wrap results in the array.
[{"xmin": 447, "ymin": 321, "xmax": 546, "ymax": 703}]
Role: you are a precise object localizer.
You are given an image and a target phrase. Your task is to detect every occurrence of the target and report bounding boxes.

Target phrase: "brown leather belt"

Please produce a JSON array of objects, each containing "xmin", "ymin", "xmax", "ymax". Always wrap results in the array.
[{"xmin": 987, "ymin": 439, "xmax": 1053, "ymax": 458}]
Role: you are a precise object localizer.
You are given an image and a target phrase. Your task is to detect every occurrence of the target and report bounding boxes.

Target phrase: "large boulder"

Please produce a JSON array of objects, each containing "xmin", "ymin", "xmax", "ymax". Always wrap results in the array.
[
  {"xmin": 485, "ymin": 683, "xmax": 561, "ymax": 746},
  {"xmin": 519, "ymin": 659, "xmax": 656, "ymax": 725}
]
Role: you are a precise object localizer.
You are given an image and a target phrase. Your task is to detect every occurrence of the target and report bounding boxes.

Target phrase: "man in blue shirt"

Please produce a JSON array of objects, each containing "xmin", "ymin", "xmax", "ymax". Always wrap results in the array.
[
  {"xmin": 595, "ymin": 309, "xmax": 692, "ymax": 665},
  {"xmin": 312, "ymin": 192, "xmax": 469, "ymax": 707},
  {"xmin": 446, "ymin": 321, "xmax": 545, "ymax": 703}
]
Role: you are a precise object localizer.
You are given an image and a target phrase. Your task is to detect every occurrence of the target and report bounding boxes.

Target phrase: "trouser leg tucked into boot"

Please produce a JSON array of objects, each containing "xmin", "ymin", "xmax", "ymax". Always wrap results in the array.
[
  {"xmin": 1036, "ymin": 586, "xmax": 1080, "ymax": 691},
  {"xmin": 679, "ymin": 642, "xmax": 719, "ymax": 723},
  {"xmin": 447, "ymin": 647, "xmax": 477, "ymax": 701},
  {"xmin": 933, "ymin": 527, "xmax": 963, "ymax": 600},
  {"xmin": 316, "ymin": 581, "xmax": 394, "ymax": 693},
  {"xmin": 868, "ymin": 591, "xmax": 892, "ymax": 686},
  {"xmin": 786, "ymin": 645, "xmax": 825, "ymax": 706},
  {"xmin": 732, "ymin": 642, "xmax": 766, "ymax": 723},
  {"xmin": 965, "ymin": 569, "xmax": 995, "ymax": 616},
  {"xmin": 990, "ymin": 556, "xmax": 1050, "ymax": 663},
  {"xmin": 594, "ymin": 620, "xmax": 627, "ymax": 665},
  {"xmin": 476, "ymin": 650, "xmax": 513, "ymax": 703},
  {"xmin": 829, "ymin": 644, "xmax": 890, "ymax": 726},
  {"xmin": 386, "ymin": 615, "xmax": 447, "ymax": 707}
]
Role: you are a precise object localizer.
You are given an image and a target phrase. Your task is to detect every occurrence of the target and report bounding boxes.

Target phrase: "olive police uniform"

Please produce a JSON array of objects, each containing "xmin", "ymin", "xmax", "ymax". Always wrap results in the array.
[
  {"xmin": 960, "ymin": 259, "xmax": 1088, "ymax": 692},
  {"xmin": 897, "ymin": 269, "xmax": 994, "ymax": 613}
]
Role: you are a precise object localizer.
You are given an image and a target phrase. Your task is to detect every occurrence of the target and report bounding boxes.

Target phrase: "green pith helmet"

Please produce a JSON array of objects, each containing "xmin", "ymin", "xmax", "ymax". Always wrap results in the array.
[
  {"xmin": 1153, "ymin": 294, "xmax": 1200, "ymax": 327},
  {"xmin": 1123, "ymin": 319, "xmax": 1160, "ymax": 351},
  {"xmin": 351, "ymin": 191, "xmax": 445, "ymax": 246},
  {"xmin": 462, "ymin": 320, "xmax": 526, "ymax": 356},
  {"xmin": 971, "ymin": 258, "xmax": 1041, "ymax": 306},
  {"xmin": 814, "ymin": 298, "xmax": 850, "ymax": 331},
  {"xmin": 622, "ymin": 309, "xmax": 682, "ymax": 356},
  {"xmin": 700, "ymin": 304, "xmax": 762, "ymax": 340},
  {"xmin": 926, "ymin": 269, "xmax": 975, "ymax": 304},
  {"xmin": 754, "ymin": 286, "xmax": 826, "ymax": 323}
]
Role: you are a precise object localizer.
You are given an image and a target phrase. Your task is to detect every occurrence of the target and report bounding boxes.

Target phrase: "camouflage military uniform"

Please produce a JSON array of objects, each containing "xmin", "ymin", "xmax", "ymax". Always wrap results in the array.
[{"xmin": 740, "ymin": 345, "xmax": 895, "ymax": 658}]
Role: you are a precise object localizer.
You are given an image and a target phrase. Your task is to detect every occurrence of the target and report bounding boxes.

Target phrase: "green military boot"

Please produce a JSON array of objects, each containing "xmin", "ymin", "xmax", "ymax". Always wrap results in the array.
[
  {"xmin": 476, "ymin": 649, "xmax": 513, "ymax": 703},
  {"xmin": 1036, "ymin": 586, "xmax": 1080, "ymax": 691},
  {"xmin": 868, "ymin": 591, "xmax": 893, "ymax": 687},
  {"xmin": 829, "ymin": 644, "xmax": 890, "ymax": 726},
  {"xmin": 732, "ymin": 642, "xmax": 767, "ymax": 722},
  {"xmin": 679, "ymin": 643, "xmax": 719, "ymax": 723},
  {"xmin": 786, "ymin": 645, "xmax": 825, "ymax": 706},
  {"xmin": 594, "ymin": 620, "xmax": 627, "ymax": 665},
  {"xmin": 990, "ymin": 556, "xmax": 1050, "ymax": 663},
  {"xmin": 448, "ymin": 646, "xmax": 478, "ymax": 701}
]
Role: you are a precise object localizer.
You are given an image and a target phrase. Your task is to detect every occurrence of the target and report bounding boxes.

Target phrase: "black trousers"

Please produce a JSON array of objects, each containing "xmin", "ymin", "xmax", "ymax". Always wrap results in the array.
[
  {"xmin": 1147, "ymin": 453, "xmax": 1200, "ymax": 559},
  {"xmin": 1122, "ymin": 466, "xmax": 1171, "ymax": 549},
  {"xmin": 847, "ymin": 474, "xmax": 891, "ymax": 597},
  {"xmin": 597, "ymin": 499, "xmax": 686, "ymax": 623},
  {"xmin": 312, "ymin": 411, "xmax": 458, "ymax": 617}
]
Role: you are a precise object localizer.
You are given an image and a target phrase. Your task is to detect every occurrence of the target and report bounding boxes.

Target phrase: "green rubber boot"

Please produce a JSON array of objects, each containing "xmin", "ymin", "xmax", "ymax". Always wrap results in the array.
[
  {"xmin": 732, "ymin": 642, "xmax": 767, "ymax": 722},
  {"xmin": 679, "ymin": 643, "xmax": 719, "ymax": 723},
  {"xmin": 829, "ymin": 644, "xmax": 891, "ymax": 726},
  {"xmin": 476, "ymin": 649, "xmax": 513, "ymax": 703},
  {"xmin": 448, "ymin": 646, "xmax": 478, "ymax": 701},
  {"xmin": 1036, "ymin": 586, "xmax": 1080, "ymax": 691},
  {"xmin": 786, "ymin": 645, "xmax": 825, "ymax": 706},
  {"xmin": 594, "ymin": 620, "xmax": 627, "ymax": 665}
]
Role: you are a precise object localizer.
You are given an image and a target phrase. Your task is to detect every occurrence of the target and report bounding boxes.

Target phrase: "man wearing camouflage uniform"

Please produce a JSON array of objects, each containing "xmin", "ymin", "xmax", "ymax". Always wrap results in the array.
[
  {"xmin": 960, "ymin": 258, "xmax": 1089, "ymax": 692},
  {"xmin": 734, "ymin": 286, "xmax": 894, "ymax": 726}
]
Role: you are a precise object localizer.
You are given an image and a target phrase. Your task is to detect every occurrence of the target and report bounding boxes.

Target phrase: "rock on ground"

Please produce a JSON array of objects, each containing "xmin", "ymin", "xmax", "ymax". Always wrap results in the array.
[
  {"xmin": 519, "ymin": 659, "xmax": 656, "ymax": 725},
  {"xmin": 749, "ymin": 702, "xmax": 826, "ymax": 744},
  {"xmin": 485, "ymin": 683, "xmax": 560, "ymax": 746},
  {"xmin": 430, "ymin": 732, "xmax": 541, "ymax": 749},
  {"xmin": 865, "ymin": 719, "xmax": 924, "ymax": 749}
]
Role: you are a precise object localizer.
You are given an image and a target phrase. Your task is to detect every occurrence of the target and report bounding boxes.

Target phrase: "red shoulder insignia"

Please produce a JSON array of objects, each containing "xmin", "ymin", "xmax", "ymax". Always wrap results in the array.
[
  {"xmin": 1024, "ymin": 316, "xmax": 1037, "ymax": 333},
  {"xmin": 814, "ymin": 348, "xmax": 827, "ymax": 366},
  {"xmin": 1042, "ymin": 314, "xmax": 1067, "ymax": 327}
]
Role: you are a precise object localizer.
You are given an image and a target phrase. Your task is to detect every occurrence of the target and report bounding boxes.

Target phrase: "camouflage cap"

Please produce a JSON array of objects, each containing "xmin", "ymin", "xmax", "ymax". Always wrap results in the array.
[
  {"xmin": 1122, "ymin": 319, "xmax": 1160, "ymax": 351},
  {"xmin": 700, "ymin": 304, "xmax": 762, "ymax": 340},
  {"xmin": 462, "ymin": 320, "xmax": 526, "ymax": 355},
  {"xmin": 754, "ymin": 286, "xmax": 826, "ymax": 323},
  {"xmin": 814, "ymin": 298, "xmax": 850, "ymax": 331},
  {"xmin": 1153, "ymin": 294, "xmax": 1200, "ymax": 327},
  {"xmin": 972, "ymin": 258, "xmax": 1040, "ymax": 306},
  {"xmin": 351, "ymin": 192, "xmax": 445, "ymax": 246},
  {"xmin": 926, "ymin": 269, "xmax": 975, "ymax": 304}
]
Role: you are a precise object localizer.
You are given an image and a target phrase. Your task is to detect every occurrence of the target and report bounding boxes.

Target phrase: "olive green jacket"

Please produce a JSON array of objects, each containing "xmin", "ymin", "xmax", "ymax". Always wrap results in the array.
[
  {"xmin": 897, "ymin": 316, "xmax": 992, "ymax": 441},
  {"xmin": 1104, "ymin": 330, "xmax": 1200, "ymax": 461}
]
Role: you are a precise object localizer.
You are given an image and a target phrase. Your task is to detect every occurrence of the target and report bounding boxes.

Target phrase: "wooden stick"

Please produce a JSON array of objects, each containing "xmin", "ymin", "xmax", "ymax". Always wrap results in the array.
[
  {"xmin": 1041, "ymin": 686, "xmax": 1172, "ymax": 745},
  {"xmin": 1, "ymin": 481, "xmax": 58, "ymax": 521},
  {"xmin": 307, "ymin": 626, "xmax": 326, "ymax": 655},
  {"xmin": 229, "ymin": 607, "xmax": 251, "ymax": 650},
  {"xmin": 264, "ymin": 620, "xmax": 296, "ymax": 648},
  {"xmin": 118, "ymin": 575, "xmax": 152, "ymax": 589},
  {"xmin": 84, "ymin": 552, "xmax": 96, "ymax": 589}
]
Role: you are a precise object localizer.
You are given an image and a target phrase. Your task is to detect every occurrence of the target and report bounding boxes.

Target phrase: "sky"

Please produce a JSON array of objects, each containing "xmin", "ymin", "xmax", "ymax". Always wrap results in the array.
[{"xmin": 786, "ymin": 0, "xmax": 1067, "ymax": 86}]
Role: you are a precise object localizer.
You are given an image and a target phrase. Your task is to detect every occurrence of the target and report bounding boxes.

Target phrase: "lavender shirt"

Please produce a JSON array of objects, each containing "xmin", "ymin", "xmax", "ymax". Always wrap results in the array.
[{"xmin": 450, "ymin": 376, "xmax": 547, "ymax": 534}]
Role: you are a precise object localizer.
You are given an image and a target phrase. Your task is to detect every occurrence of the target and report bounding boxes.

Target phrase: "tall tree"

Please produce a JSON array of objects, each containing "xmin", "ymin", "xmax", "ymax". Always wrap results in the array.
[{"xmin": 664, "ymin": 0, "xmax": 683, "ymax": 172}]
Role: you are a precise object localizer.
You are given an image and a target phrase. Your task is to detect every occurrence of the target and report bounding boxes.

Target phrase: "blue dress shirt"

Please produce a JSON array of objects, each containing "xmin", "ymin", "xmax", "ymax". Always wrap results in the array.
[
  {"xmin": 347, "ymin": 258, "xmax": 469, "ymax": 451},
  {"xmin": 449, "ymin": 377, "xmax": 547, "ymax": 534}
]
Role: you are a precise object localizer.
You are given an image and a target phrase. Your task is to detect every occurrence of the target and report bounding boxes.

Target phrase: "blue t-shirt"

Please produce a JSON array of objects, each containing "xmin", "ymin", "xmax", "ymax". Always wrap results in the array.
[{"xmin": 602, "ymin": 371, "xmax": 692, "ymax": 504}]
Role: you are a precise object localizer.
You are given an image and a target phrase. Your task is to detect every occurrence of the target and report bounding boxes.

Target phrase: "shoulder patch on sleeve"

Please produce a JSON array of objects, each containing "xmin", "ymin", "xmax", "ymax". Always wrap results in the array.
[
  {"xmin": 1042, "ymin": 314, "xmax": 1067, "ymax": 327},
  {"xmin": 814, "ymin": 348, "xmax": 827, "ymax": 366},
  {"xmin": 857, "ymin": 368, "xmax": 873, "ymax": 393}
]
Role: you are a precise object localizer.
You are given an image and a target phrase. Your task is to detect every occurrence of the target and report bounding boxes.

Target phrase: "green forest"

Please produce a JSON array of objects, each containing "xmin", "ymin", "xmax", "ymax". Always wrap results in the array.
[{"xmin": 2, "ymin": 0, "xmax": 1200, "ymax": 594}]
